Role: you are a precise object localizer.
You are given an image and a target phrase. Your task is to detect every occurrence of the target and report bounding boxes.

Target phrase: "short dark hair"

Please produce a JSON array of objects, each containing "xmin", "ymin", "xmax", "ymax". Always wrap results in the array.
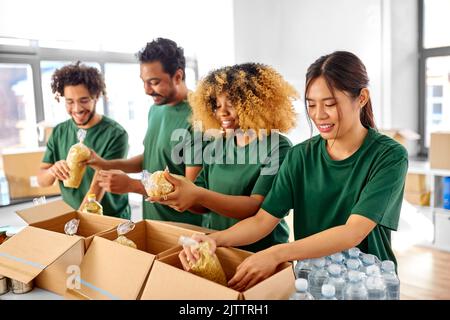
[
  {"xmin": 137, "ymin": 38, "xmax": 186, "ymax": 80},
  {"xmin": 51, "ymin": 61, "xmax": 106, "ymax": 102}
]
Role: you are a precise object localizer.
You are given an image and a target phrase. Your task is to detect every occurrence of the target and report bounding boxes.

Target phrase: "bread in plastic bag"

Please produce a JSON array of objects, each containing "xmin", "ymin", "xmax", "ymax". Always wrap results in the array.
[{"xmin": 64, "ymin": 129, "xmax": 91, "ymax": 188}]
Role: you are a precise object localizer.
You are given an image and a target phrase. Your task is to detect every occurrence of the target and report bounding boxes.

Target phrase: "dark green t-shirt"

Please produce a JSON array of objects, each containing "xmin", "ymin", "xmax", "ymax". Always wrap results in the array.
[
  {"xmin": 42, "ymin": 116, "xmax": 131, "ymax": 219},
  {"xmin": 142, "ymin": 101, "xmax": 203, "ymax": 225},
  {"xmin": 262, "ymin": 128, "xmax": 408, "ymax": 265},
  {"xmin": 196, "ymin": 132, "xmax": 292, "ymax": 252}
]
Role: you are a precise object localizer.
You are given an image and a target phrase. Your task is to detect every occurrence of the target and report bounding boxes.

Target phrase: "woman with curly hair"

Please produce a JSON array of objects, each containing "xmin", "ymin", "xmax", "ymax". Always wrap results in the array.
[
  {"xmin": 180, "ymin": 51, "xmax": 408, "ymax": 292},
  {"xmin": 148, "ymin": 63, "xmax": 298, "ymax": 252}
]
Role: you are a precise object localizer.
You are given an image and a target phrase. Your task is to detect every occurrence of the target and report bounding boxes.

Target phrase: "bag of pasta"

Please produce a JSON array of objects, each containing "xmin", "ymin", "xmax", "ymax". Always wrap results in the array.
[
  {"xmin": 114, "ymin": 220, "xmax": 137, "ymax": 248},
  {"xmin": 141, "ymin": 169, "xmax": 174, "ymax": 198},
  {"xmin": 64, "ymin": 218, "xmax": 80, "ymax": 236},
  {"xmin": 178, "ymin": 236, "xmax": 227, "ymax": 286},
  {"xmin": 63, "ymin": 129, "xmax": 91, "ymax": 188}
]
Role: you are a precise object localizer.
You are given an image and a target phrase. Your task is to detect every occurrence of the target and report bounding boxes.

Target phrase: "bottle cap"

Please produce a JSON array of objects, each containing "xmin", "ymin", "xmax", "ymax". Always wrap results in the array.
[
  {"xmin": 313, "ymin": 257, "xmax": 326, "ymax": 268},
  {"xmin": 381, "ymin": 260, "xmax": 395, "ymax": 272},
  {"xmin": 294, "ymin": 278, "xmax": 308, "ymax": 292},
  {"xmin": 327, "ymin": 263, "xmax": 342, "ymax": 275},
  {"xmin": 362, "ymin": 254, "xmax": 375, "ymax": 265},
  {"xmin": 322, "ymin": 284, "xmax": 335, "ymax": 296}
]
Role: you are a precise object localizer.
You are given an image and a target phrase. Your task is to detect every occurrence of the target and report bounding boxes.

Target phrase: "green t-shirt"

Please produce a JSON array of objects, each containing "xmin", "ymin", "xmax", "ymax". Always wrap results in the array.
[
  {"xmin": 42, "ymin": 116, "xmax": 131, "ymax": 219},
  {"xmin": 196, "ymin": 132, "xmax": 292, "ymax": 252},
  {"xmin": 262, "ymin": 128, "xmax": 408, "ymax": 265},
  {"xmin": 142, "ymin": 101, "xmax": 203, "ymax": 225}
]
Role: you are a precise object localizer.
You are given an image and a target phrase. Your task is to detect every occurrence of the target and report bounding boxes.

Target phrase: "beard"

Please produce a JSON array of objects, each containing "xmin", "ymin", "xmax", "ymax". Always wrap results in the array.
[{"xmin": 72, "ymin": 105, "xmax": 96, "ymax": 126}]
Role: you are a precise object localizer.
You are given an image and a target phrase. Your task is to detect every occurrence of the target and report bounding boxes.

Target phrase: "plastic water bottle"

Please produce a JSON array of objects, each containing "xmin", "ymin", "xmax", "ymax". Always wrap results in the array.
[
  {"xmin": 365, "ymin": 265, "xmax": 387, "ymax": 300},
  {"xmin": 381, "ymin": 260, "xmax": 400, "ymax": 300},
  {"xmin": 325, "ymin": 263, "xmax": 346, "ymax": 300},
  {"xmin": 289, "ymin": 278, "xmax": 315, "ymax": 300},
  {"xmin": 320, "ymin": 284, "xmax": 337, "ymax": 300},
  {"xmin": 294, "ymin": 259, "xmax": 312, "ymax": 280},
  {"xmin": 308, "ymin": 258, "xmax": 329, "ymax": 299},
  {"xmin": 361, "ymin": 254, "xmax": 376, "ymax": 274},
  {"xmin": 443, "ymin": 176, "xmax": 450, "ymax": 210},
  {"xmin": 344, "ymin": 271, "xmax": 368, "ymax": 300},
  {"xmin": 348, "ymin": 247, "xmax": 362, "ymax": 261},
  {"xmin": 329, "ymin": 252, "xmax": 345, "ymax": 274},
  {"xmin": 0, "ymin": 173, "xmax": 10, "ymax": 206},
  {"xmin": 345, "ymin": 258, "xmax": 362, "ymax": 281}
]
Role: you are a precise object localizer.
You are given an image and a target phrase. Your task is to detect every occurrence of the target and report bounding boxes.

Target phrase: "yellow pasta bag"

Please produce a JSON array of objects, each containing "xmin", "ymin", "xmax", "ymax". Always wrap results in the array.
[
  {"xmin": 178, "ymin": 236, "xmax": 227, "ymax": 286},
  {"xmin": 64, "ymin": 129, "xmax": 91, "ymax": 188}
]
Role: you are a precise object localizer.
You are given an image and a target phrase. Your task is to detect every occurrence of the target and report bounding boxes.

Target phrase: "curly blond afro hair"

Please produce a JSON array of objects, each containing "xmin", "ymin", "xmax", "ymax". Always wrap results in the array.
[{"xmin": 188, "ymin": 63, "xmax": 298, "ymax": 136}]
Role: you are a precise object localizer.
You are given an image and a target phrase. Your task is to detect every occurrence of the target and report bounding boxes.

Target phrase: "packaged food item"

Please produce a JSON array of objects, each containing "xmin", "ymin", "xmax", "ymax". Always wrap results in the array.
[
  {"xmin": 64, "ymin": 218, "xmax": 80, "ymax": 236},
  {"xmin": 32, "ymin": 196, "xmax": 47, "ymax": 206},
  {"xmin": 0, "ymin": 230, "xmax": 7, "ymax": 245},
  {"xmin": 141, "ymin": 169, "xmax": 174, "ymax": 198},
  {"xmin": 178, "ymin": 236, "xmax": 227, "ymax": 286},
  {"xmin": 114, "ymin": 221, "xmax": 137, "ymax": 248},
  {"xmin": 81, "ymin": 193, "xmax": 103, "ymax": 215},
  {"xmin": 10, "ymin": 279, "xmax": 34, "ymax": 294},
  {"xmin": 63, "ymin": 129, "xmax": 91, "ymax": 188}
]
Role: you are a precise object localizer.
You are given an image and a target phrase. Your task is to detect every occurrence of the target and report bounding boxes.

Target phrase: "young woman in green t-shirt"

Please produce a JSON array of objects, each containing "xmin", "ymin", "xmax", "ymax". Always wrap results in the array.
[
  {"xmin": 148, "ymin": 63, "xmax": 298, "ymax": 252},
  {"xmin": 179, "ymin": 51, "xmax": 408, "ymax": 291}
]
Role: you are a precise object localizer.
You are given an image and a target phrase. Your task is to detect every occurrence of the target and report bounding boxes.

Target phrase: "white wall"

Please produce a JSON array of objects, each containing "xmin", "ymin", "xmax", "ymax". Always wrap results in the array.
[{"xmin": 233, "ymin": 0, "xmax": 418, "ymax": 146}]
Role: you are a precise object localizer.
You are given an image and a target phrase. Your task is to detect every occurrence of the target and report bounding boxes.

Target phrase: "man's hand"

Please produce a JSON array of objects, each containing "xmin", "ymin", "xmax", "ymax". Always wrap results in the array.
[
  {"xmin": 49, "ymin": 160, "xmax": 70, "ymax": 181},
  {"xmin": 97, "ymin": 170, "xmax": 131, "ymax": 194},
  {"xmin": 84, "ymin": 150, "xmax": 108, "ymax": 171}
]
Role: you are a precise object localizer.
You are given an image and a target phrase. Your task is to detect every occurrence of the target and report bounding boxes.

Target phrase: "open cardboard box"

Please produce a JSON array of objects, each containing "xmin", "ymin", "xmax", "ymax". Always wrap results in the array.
[
  {"xmin": 16, "ymin": 199, "xmax": 126, "ymax": 249},
  {"xmin": 141, "ymin": 247, "xmax": 295, "ymax": 300},
  {"xmin": 64, "ymin": 220, "xmax": 213, "ymax": 300},
  {"xmin": 0, "ymin": 226, "xmax": 84, "ymax": 296}
]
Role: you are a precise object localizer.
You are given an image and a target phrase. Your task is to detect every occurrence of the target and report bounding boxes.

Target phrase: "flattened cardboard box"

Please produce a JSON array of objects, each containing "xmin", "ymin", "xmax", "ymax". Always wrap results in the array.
[
  {"xmin": 65, "ymin": 220, "xmax": 212, "ymax": 300},
  {"xmin": 141, "ymin": 247, "xmax": 295, "ymax": 300},
  {"xmin": 0, "ymin": 226, "xmax": 84, "ymax": 296},
  {"xmin": 2, "ymin": 148, "xmax": 60, "ymax": 199},
  {"xmin": 16, "ymin": 199, "xmax": 126, "ymax": 249}
]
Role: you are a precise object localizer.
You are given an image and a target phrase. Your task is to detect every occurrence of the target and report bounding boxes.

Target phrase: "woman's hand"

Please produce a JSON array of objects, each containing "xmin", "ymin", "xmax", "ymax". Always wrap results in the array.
[
  {"xmin": 49, "ymin": 160, "xmax": 70, "ymax": 181},
  {"xmin": 228, "ymin": 248, "xmax": 280, "ymax": 291},
  {"xmin": 178, "ymin": 234, "xmax": 217, "ymax": 271},
  {"xmin": 146, "ymin": 170, "xmax": 201, "ymax": 212}
]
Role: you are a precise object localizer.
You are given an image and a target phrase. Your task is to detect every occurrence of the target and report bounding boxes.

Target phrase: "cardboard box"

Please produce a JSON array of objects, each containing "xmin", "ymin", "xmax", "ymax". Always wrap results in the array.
[
  {"xmin": 64, "ymin": 236, "xmax": 154, "ymax": 300},
  {"xmin": 1, "ymin": 147, "xmax": 60, "ymax": 199},
  {"xmin": 430, "ymin": 132, "xmax": 450, "ymax": 170},
  {"xmin": 380, "ymin": 129, "xmax": 420, "ymax": 147},
  {"xmin": 141, "ymin": 248, "xmax": 295, "ymax": 300},
  {"xmin": 16, "ymin": 199, "xmax": 125, "ymax": 249},
  {"xmin": 64, "ymin": 220, "xmax": 212, "ymax": 300},
  {"xmin": 405, "ymin": 173, "xmax": 427, "ymax": 193},
  {"xmin": 0, "ymin": 226, "xmax": 84, "ymax": 296},
  {"xmin": 404, "ymin": 191, "xmax": 430, "ymax": 206}
]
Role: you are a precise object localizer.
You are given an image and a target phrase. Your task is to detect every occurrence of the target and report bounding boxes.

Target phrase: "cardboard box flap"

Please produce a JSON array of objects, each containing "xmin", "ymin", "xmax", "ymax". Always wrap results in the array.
[
  {"xmin": 141, "ymin": 255, "xmax": 240, "ymax": 300},
  {"xmin": 243, "ymin": 262, "xmax": 295, "ymax": 300},
  {"xmin": 0, "ymin": 226, "xmax": 81, "ymax": 284},
  {"xmin": 67, "ymin": 236, "xmax": 155, "ymax": 300},
  {"xmin": 16, "ymin": 199, "xmax": 74, "ymax": 225}
]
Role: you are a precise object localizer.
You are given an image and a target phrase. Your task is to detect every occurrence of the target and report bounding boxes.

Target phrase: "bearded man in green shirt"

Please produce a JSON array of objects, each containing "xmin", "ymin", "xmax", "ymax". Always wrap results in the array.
[
  {"xmin": 87, "ymin": 38, "xmax": 204, "ymax": 225},
  {"xmin": 37, "ymin": 62, "xmax": 130, "ymax": 218}
]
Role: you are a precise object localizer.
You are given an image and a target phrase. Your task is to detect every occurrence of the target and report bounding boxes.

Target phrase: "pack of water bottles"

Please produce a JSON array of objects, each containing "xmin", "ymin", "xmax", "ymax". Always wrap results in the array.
[{"xmin": 289, "ymin": 247, "xmax": 400, "ymax": 300}]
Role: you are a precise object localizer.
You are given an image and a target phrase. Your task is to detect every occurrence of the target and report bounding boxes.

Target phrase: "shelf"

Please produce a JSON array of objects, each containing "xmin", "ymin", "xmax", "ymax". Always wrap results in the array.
[{"xmin": 409, "ymin": 160, "xmax": 450, "ymax": 177}]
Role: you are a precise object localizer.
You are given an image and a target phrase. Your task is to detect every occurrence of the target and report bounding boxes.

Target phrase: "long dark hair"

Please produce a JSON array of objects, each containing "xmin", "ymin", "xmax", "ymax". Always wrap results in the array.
[{"xmin": 304, "ymin": 51, "xmax": 376, "ymax": 133}]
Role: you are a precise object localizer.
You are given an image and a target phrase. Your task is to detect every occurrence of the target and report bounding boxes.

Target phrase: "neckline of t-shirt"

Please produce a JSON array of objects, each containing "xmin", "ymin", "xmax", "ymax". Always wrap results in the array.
[
  {"xmin": 320, "ymin": 127, "xmax": 376, "ymax": 166},
  {"xmin": 153, "ymin": 100, "xmax": 188, "ymax": 109}
]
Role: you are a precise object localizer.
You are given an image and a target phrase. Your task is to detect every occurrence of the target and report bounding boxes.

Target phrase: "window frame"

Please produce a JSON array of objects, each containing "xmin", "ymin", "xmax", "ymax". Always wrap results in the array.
[
  {"xmin": 418, "ymin": 0, "xmax": 450, "ymax": 156},
  {"xmin": 0, "ymin": 42, "xmax": 198, "ymax": 147}
]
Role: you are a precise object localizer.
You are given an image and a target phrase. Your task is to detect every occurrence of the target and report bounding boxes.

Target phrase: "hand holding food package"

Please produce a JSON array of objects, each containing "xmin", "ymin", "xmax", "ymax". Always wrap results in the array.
[
  {"xmin": 178, "ymin": 236, "xmax": 227, "ymax": 286},
  {"xmin": 63, "ymin": 129, "xmax": 91, "ymax": 188}
]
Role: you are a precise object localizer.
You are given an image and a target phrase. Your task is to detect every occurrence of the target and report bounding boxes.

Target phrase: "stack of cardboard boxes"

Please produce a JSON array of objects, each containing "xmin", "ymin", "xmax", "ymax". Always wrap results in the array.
[{"xmin": 0, "ymin": 199, "xmax": 295, "ymax": 300}]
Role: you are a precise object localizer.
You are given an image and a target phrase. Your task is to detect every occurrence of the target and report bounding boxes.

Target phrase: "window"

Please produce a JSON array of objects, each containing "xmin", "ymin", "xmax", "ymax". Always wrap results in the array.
[
  {"xmin": 419, "ymin": 0, "xmax": 450, "ymax": 153},
  {"xmin": 0, "ymin": 63, "xmax": 38, "ymax": 150}
]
